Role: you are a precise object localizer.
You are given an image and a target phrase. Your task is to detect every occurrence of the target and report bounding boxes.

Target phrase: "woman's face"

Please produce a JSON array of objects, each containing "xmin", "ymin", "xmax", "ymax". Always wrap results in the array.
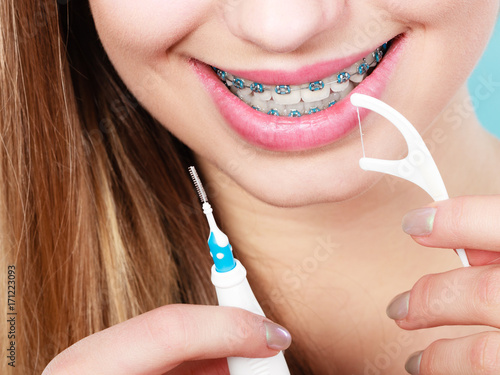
[{"xmin": 89, "ymin": 0, "xmax": 499, "ymax": 207}]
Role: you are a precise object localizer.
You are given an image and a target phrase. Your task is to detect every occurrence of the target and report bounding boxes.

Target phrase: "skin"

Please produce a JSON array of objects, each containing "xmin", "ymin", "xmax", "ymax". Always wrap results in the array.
[{"xmin": 45, "ymin": 1, "xmax": 500, "ymax": 374}]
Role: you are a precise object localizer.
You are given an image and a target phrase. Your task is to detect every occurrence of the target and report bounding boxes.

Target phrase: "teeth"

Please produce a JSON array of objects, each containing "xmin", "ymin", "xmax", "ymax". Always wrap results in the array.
[
  {"xmin": 284, "ymin": 102, "xmax": 305, "ymax": 116},
  {"xmin": 251, "ymin": 96, "xmax": 270, "ymax": 113},
  {"xmin": 304, "ymin": 101, "xmax": 323, "ymax": 114},
  {"xmin": 254, "ymin": 90, "xmax": 272, "ymax": 101},
  {"xmin": 338, "ymin": 81, "xmax": 354, "ymax": 100},
  {"xmin": 364, "ymin": 52, "xmax": 376, "ymax": 65},
  {"xmin": 236, "ymin": 87, "xmax": 253, "ymax": 99},
  {"xmin": 345, "ymin": 62, "xmax": 358, "ymax": 75},
  {"xmin": 213, "ymin": 42, "xmax": 388, "ymax": 116},
  {"xmin": 301, "ymin": 82, "xmax": 331, "ymax": 102},
  {"xmin": 321, "ymin": 97, "xmax": 335, "ymax": 109},
  {"xmin": 271, "ymin": 88, "xmax": 301, "ymax": 105},
  {"xmin": 330, "ymin": 78, "xmax": 350, "ymax": 92},
  {"xmin": 349, "ymin": 72, "xmax": 366, "ymax": 83},
  {"xmin": 268, "ymin": 103, "xmax": 286, "ymax": 116},
  {"xmin": 225, "ymin": 73, "xmax": 234, "ymax": 86}
]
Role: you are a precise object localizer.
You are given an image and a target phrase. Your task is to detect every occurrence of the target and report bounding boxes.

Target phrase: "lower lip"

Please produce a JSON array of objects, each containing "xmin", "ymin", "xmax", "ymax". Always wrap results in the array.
[{"xmin": 192, "ymin": 35, "xmax": 407, "ymax": 152}]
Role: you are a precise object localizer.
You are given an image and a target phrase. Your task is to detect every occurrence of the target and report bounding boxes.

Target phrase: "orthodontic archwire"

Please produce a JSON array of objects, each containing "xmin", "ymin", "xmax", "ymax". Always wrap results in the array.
[{"xmin": 212, "ymin": 44, "xmax": 387, "ymax": 95}]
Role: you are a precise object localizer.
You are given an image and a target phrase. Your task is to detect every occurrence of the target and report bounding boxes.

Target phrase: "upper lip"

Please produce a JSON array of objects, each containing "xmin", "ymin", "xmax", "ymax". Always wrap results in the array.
[{"xmin": 208, "ymin": 44, "xmax": 384, "ymax": 86}]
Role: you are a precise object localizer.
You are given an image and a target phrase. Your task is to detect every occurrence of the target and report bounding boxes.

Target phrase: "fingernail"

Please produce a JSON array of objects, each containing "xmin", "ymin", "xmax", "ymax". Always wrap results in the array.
[
  {"xmin": 264, "ymin": 321, "xmax": 292, "ymax": 351},
  {"xmin": 402, "ymin": 207, "xmax": 437, "ymax": 236},
  {"xmin": 405, "ymin": 350, "xmax": 423, "ymax": 374},
  {"xmin": 386, "ymin": 291, "xmax": 410, "ymax": 320}
]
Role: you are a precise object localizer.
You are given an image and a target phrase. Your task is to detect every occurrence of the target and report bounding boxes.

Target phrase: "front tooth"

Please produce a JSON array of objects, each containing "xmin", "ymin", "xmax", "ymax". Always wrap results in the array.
[
  {"xmin": 330, "ymin": 79, "xmax": 350, "ymax": 92},
  {"xmin": 284, "ymin": 102, "xmax": 305, "ymax": 116},
  {"xmin": 271, "ymin": 87, "xmax": 301, "ymax": 105},
  {"xmin": 284, "ymin": 102, "xmax": 304, "ymax": 116},
  {"xmin": 253, "ymin": 90, "xmax": 272, "ymax": 101},
  {"xmin": 326, "ymin": 72, "xmax": 352, "ymax": 92},
  {"xmin": 301, "ymin": 82, "xmax": 331, "ymax": 102},
  {"xmin": 304, "ymin": 101, "xmax": 323, "ymax": 114},
  {"xmin": 267, "ymin": 103, "xmax": 286, "ymax": 116}
]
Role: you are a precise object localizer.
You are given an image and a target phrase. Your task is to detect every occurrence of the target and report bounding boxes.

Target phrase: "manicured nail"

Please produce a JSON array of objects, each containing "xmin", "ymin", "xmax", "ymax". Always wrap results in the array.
[
  {"xmin": 402, "ymin": 207, "xmax": 437, "ymax": 236},
  {"xmin": 264, "ymin": 321, "xmax": 292, "ymax": 351},
  {"xmin": 405, "ymin": 350, "xmax": 423, "ymax": 374},
  {"xmin": 386, "ymin": 291, "xmax": 410, "ymax": 320}
]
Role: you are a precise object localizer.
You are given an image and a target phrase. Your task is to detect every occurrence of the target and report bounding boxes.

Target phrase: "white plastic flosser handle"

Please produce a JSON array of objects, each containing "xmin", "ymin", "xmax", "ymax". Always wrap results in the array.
[{"xmin": 350, "ymin": 93, "xmax": 470, "ymax": 267}]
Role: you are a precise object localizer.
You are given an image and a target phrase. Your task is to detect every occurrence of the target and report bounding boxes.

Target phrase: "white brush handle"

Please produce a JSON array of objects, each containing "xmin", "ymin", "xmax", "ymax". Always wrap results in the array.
[{"xmin": 211, "ymin": 261, "xmax": 291, "ymax": 375}]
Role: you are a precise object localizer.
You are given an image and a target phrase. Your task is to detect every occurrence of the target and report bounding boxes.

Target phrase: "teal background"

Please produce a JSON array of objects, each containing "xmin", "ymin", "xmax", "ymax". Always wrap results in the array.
[{"xmin": 468, "ymin": 19, "xmax": 500, "ymax": 137}]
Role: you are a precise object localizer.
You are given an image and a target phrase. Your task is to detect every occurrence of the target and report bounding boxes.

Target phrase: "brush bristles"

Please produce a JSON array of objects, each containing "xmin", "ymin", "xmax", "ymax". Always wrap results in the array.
[{"xmin": 188, "ymin": 166, "xmax": 208, "ymax": 204}]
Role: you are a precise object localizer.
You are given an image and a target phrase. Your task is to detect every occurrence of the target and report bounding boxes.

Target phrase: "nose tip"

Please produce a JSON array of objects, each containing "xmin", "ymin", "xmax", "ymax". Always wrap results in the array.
[{"xmin": 224, "ymin": 0, "xmax": 345, "ymax": 54}]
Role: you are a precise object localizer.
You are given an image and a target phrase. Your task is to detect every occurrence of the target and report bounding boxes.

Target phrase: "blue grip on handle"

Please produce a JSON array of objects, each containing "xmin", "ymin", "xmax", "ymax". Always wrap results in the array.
[{"xmin": 208, "ymin": 232, "xmax": 236, "ymax": 273}]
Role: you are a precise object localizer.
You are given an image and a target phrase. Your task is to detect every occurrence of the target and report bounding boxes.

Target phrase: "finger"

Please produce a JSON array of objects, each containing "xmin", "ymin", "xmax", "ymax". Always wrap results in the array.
[
  {"xmin": 463, "ymin": 249, "xmax": 500, "ymax": 267},
  {"xmin": 42, "ymin": 304, "xmax": 291, "ymax": 375},
  {"xmin": 407, "ymin": 332, "xmax": 500, "ymax": 375},
  {"xmin": 386, "ymin": 265, "xmax": 500, "ymax": 329},
  {"xmin": 402, "ymin": 195, "xmax": 500, "ymax": 251}
]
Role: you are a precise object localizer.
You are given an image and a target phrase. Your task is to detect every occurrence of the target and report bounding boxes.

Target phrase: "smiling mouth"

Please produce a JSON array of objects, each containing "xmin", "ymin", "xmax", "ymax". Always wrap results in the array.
[{"xmin": 210, "ymin": 42, "xmax": 389, "ymax": 117}]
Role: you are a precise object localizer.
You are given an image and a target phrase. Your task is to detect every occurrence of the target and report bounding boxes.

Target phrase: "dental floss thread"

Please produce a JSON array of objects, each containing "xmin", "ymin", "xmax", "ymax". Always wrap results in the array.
[{"xmin": 357, "ymin": 106, "xmax": 366, "ymax": 158}]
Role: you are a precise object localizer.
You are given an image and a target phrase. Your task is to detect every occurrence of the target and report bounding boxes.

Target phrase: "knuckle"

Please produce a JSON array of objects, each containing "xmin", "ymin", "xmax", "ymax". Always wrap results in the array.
[
  {"xmin": 447, "ymin": 196, "xmax": 468, "ymax": 240},
  {"xmin": 474, "ymin": 267, "xmax": 500, "ymax": 315},
  {"xmin": 227, "ymin": 308, "xmax": 259, "ymax": 346},
  {"xmin": 143, "ymin": 305, "xmax": 190, "ymax": 356},
  {"xmin": 469, "ymin": 332, "xmax": 500, "ymax": 374},
  {"xmin": 412, "ymin": 274, "xmax": 439, "ymax": 323},
  {"xmin": 420, "ymin": 339, "xmax": 445, "ymax": 375}
]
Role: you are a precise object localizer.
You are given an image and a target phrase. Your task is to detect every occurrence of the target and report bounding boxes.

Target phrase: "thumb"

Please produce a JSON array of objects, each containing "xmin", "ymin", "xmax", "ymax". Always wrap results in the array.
[{"xmin": 43, "ymin": 304, "xmax": 292, "ymax": 375}]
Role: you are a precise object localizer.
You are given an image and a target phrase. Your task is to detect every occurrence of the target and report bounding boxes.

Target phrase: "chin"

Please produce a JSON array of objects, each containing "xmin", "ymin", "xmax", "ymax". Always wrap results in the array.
[
  {"xmin": 246, "ymin": 176, "xmax": 382, "ymax": 208},
  {"xmin": 200, "ymin": 145, "xmax": 389, "ymax": 208}
]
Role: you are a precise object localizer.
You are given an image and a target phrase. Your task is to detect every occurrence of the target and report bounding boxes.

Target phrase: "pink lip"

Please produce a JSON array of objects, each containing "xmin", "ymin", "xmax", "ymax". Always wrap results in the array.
[{"xmin": 192, "ymin": 35, "xmax": 407, "ymax": 152}]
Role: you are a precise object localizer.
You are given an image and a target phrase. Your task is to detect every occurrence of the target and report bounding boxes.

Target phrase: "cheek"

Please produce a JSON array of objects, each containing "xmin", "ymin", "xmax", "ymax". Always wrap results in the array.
[
  {"xmin": 88, "ymin": 0, "xmax": 211, "ymax": 58},
  {"xmin": 381, "ymin": 0, "xmax": 499, "ymax": 26},
  {"xmin": 382, "ymin": 0, "xmax": 499, "ymax": 65},
  {"xmin": 385, "ymin": 0, "xmax": 499, "ymax": 111}
]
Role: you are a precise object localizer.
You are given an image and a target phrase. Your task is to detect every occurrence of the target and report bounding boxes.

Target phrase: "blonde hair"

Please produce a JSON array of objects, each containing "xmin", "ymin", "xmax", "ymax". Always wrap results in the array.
[{"xmin": 0, "ymin": 1, "xmax": 309, "ymax": 373}]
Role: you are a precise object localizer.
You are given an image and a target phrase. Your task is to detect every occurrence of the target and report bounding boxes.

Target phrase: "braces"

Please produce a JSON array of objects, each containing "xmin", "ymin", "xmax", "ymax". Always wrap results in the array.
[
  {"xmin": 211, "ymin": 43, "xmax": 389, "ymax": 117},
  {"xmin": 212, "ymin": 44, "xmax": 387, "ymax": 95}
]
